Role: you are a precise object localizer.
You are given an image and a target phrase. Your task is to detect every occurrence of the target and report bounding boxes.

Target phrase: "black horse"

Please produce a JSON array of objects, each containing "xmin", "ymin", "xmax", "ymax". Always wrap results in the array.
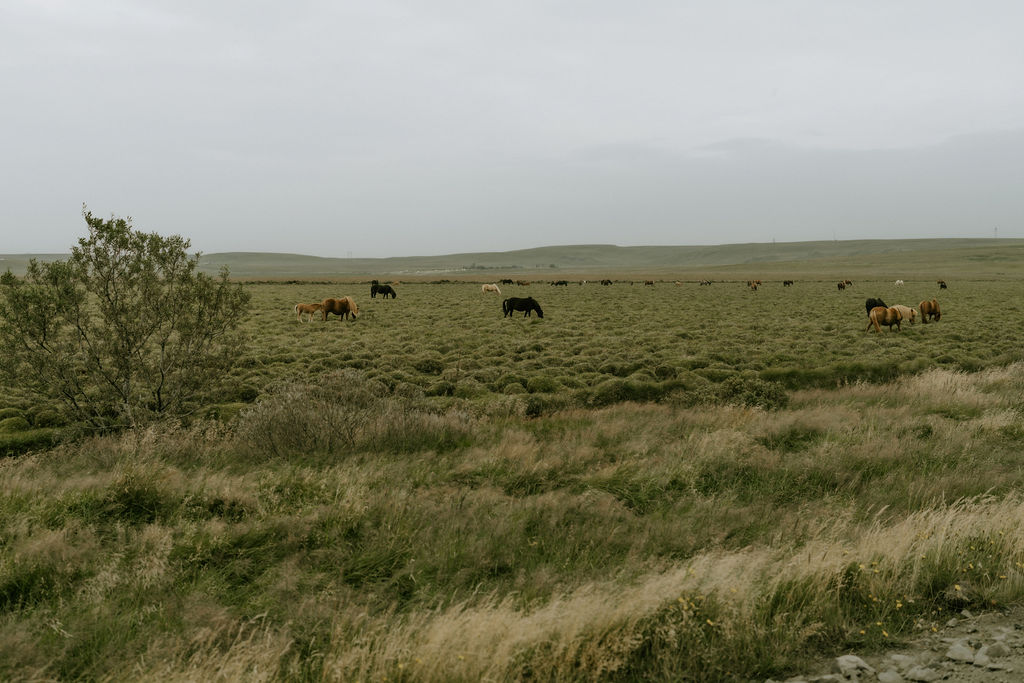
[
  {"xmin": 503, "ymin": 297, "xmax": 544, "ymax": 318},
  {"xmin": 371, "ymin": 284, "xmax": 396, "ymax": 299},
  {"xmin": 864, "ymin": 297, "xmax": 887, "ymax": 316}
]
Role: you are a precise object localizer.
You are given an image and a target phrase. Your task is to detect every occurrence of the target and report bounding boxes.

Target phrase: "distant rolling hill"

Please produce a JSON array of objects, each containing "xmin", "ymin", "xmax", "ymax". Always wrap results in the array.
[{"xmin": 3, "ymin": 239, "xmax": 1023, "ymax": 280}]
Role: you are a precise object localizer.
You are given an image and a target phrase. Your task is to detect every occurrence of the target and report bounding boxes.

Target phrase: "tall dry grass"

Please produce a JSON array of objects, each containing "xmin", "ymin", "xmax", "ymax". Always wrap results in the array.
[{"xmin": 2, "ymin": 365, "xmax": 1024, "ymax": 680}]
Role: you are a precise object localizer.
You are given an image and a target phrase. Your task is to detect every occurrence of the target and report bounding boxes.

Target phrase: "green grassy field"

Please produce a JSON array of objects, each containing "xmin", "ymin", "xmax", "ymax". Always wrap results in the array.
[{"xmin": 2, "ymin": 250, "xmax": 1024, "ymax": 680}]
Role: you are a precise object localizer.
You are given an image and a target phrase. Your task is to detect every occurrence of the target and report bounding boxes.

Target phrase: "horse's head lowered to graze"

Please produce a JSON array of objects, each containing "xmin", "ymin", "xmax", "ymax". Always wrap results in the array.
[
  {"xmin": 864, "ymin": 298, "xmax": 888, "ymax": 316},
  {"xmin": 866, "ymin": 306, "xmax": 902, "ymax": 333},
  {"xmin": 482, "ymin": 283, "xmax": 501, "ymax": 294},
  {"xmin": 919, "ymin": 298, "xmax": 941, "ymax": 323},
  {"xmin": 321, "ymin": 296, "xmax": 359, "ymax": 321},
  {"xmin": 371, "ymin": 284, "xmax": 396, "ymax": 298},
  {"xmin": 892, "ymin": 304, "xmax": 917, "ymax": 324},
  {"xmin": 502, "ymin": 297, "xmax": 544, "ymax": 319}
]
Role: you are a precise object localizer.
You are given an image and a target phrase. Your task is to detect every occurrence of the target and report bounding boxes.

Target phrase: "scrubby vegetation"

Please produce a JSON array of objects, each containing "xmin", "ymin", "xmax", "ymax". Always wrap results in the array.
[{"xmin": 2, "ymin": 274, "xmax": 1024, "ymax": 680}]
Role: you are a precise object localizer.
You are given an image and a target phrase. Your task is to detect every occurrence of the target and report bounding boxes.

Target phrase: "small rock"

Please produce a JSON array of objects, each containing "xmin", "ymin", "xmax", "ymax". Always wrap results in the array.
[
  {"xmin": 960, "ymin": 609, "xmax": 974, "ymax": 619},
  {"xmin": 877, "ymin": 670, "xmax": 904, "ymax": 683},
  {"xmin": 987, "ymin": 641, "xmax": 1012, "ymax": 657},
  {"xmin": 972, "ymin": 649, "xmax": 992, "ymax": 668},
  {"xmin": 833, "ymin": 654, "xmax": 875, "ymax": 677},
  {"xmin": 889, "ymin": 654, "xmax": 917, "ymax": 672},
  {"xmin": 945, "ymin": 640, "xmax": 975, "ymax": 662},
  {"xmin": 903, "ymin": 666, "xmax": 940, "ymax": 682},
  {"xmin": 945, "ymin": 618, "xmax": 959, "ymax": 627}
]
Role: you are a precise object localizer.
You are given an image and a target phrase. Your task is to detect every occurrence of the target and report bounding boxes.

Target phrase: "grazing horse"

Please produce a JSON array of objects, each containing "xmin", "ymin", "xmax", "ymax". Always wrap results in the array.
[
  {"xmin": 551, "ymin": 280, "xmax": 569, "ymax": 286},
  {"xmin": 892, "ymin": 304, "xmax": 917, "ymax": 324},
  {"xmin": 294, "ymin": 302, "xmax": 322, "ymax": 322},
  {"xmin": 516, "ymin": 280, "xmax": 531, "ymax": 286},
  {"xmin": 370, "ymin": 283, "xmax": 396, "ymax": 298},
  {"xmin": 321, "ymin": 296, "xmax": 359, "ymax": 321},
  {"xmin": 699, "ymin": 280, "xmax": 712, "ymax": 286},
  {"xmin": 643, "ymin": 280, "xmax": 654, "ymax": 286},
  {"xmin": 864, "ymin": 298, "xmax": 888, "ymax": 316},
  {"xmin": 837, "ymin": 281, "xmax": 846, "ymax": 291},
  {"xmin": 482, "ymin": 283, "xmax": 501, "ymax": 294},
  {"xmin": 499, "ymin": 279, "xmax": 514, "ymax": 285},
  {"xmin": 867, "ymin": 306, "xmax": 903, "ymax": 333},
  {"xmin": 600, "ymin": 279, "xmax": 613, "ymax": 285},
  {"xmin": 919, "ymin": 299, "xmax": 941, "ymax": 323},
  {"xmin": 782, "ymin": 280, "xmax": 794, "ymax": 287},
  {"xmin": 502, "ymin": 297, "xmax": 544, "ymax": 318},
  {"xmin": 895, "ymin": 279, "xmax": 904, "ymax": 286},
  {"xmin": 938, "ymin": 280, "xmax": 948, "ymax": 289}
]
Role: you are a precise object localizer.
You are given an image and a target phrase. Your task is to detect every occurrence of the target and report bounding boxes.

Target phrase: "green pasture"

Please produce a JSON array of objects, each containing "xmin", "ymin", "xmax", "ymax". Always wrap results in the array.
[
  {"xmin": 2, "ymin": 276, "xmax": 1020, "ymax": 438},
  {"xmin": 227, "ymin": 277, "xmax": 1019, "ymax": 406}
]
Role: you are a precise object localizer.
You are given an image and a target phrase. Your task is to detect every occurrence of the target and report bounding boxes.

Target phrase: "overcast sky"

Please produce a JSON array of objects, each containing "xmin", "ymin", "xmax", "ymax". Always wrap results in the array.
[{"xmin": 3, "ymin": 1, "xmax": 1022, "ymax": 257}]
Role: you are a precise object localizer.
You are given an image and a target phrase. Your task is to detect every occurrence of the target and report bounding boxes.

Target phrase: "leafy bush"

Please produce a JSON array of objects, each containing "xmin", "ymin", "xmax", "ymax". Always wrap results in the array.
[{"xmin": 0, "ymin": 209, "xmax": 249, "ymax": 430}]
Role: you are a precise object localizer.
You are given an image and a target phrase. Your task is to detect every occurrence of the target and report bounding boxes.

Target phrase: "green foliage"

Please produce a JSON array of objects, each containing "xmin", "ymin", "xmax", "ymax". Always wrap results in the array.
[
  {"xmin": 0, "ymin": 209, "xmax": 250, "ymax": 430},
  {"xmin": 717, "ymin": 375, "xmax": 789, "ymax": 410},
  {"xmin": 0, "ymin": 428, "xmax": 58, "ymax": 457},
  {"xmin": 0, "ymin": 416, "xmax": 30, "ymax": 433}
]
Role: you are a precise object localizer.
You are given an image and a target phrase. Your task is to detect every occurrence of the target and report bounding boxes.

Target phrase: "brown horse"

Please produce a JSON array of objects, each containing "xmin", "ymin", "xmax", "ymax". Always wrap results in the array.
[
  {"xmin": 294, "ymin": 302, "xmax": 323, "ymax": 322},
  {"xmin": 321, "ymin": 296, "xmax": 359, "ymax": 321},
  {"xmin": 867, "ymin": 306, "xmax": 903, "ymax": 333},
  {"xmin": 919, "ymin": 299, "xmax": 941, "ymax": 323}
]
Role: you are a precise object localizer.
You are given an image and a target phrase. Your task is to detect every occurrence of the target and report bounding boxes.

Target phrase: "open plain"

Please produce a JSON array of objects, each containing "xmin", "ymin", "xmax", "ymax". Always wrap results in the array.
[{"xmin": 2, "ymin": 242, "xmax": 1024, "ymax": 681}]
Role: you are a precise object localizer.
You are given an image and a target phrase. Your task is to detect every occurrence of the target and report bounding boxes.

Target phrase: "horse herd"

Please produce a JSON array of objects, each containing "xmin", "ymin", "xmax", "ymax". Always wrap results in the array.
[
  {"xmin": 864, "ymin": 296, "xmax": 942, "ymax": 333},
  {"xmin": 294, "ymin": 282, "xmax": 545, "ymax": 322},
  {"xmin": 293, "ymin": 279, "xmax": 945, "ymax": 332}
]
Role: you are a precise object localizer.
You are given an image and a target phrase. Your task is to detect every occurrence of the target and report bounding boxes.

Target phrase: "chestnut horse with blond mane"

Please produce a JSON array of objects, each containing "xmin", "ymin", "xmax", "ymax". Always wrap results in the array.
[
  {"xmin": 321, "ymin": 296, "xmax": 359, "ymax": 321},
  {"xmin": 867, "ymin": 306, "xmax": 903, "ymax": 333},
  {"xmin": 919, "ymin": 299, "xmax": 941, "ymax": 323}
]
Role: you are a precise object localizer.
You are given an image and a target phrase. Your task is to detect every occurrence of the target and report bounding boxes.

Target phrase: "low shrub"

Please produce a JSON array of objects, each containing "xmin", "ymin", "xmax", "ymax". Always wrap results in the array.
[
  {"xmin": 717, "ymin": 376, "xmax": 789, "ymax": 410},
  {"xmin": 0, "ymin": 416, "xmax": 31, "ymax": 433},
  {"xmin": 0, "ymin": 428, "xmax": 58, "ymax": 457},
  {"xmin": 525, "ymin": 376, "xmax": 560, "ymax": 393}
]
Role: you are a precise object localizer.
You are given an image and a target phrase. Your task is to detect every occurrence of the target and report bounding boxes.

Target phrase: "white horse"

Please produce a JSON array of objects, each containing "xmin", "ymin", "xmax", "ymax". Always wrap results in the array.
[
  {"xmin": 482, "ymin": 283, "xmax": 501, "ymax": 294},
  {"xmin": 895, "ymin": 280, "xmax": 904, "ymax": 286}
]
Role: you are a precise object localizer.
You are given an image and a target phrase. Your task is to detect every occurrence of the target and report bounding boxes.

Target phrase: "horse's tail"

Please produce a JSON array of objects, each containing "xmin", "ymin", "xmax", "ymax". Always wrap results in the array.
[{"xmin": 502, "ymin": 298, "xmax": 510, "ymax": 316}]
